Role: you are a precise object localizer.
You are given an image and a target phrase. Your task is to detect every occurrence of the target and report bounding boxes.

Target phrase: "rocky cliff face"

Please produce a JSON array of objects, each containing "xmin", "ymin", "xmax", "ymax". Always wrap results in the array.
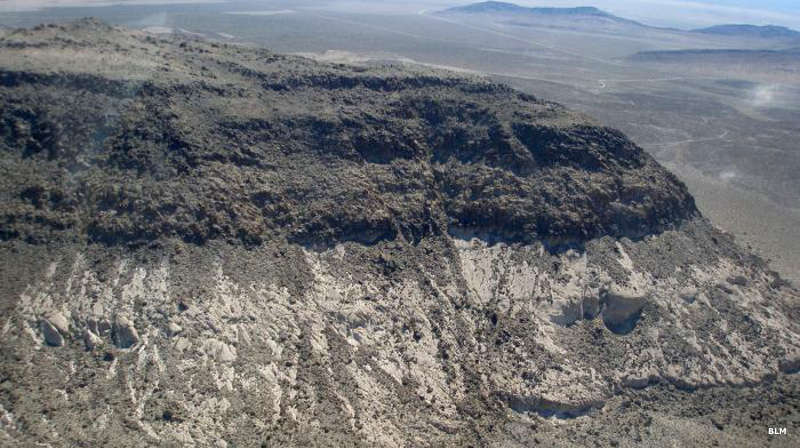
[{"xmin": 1, "ymin": 19, "xmax": 799, "ymax": 447}]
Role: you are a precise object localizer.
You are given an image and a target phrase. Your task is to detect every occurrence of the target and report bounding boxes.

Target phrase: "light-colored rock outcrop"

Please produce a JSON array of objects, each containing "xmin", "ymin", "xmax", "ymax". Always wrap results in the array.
[{"xmin": 5, "ymin": 228, "xmax": 798, "ymax": 447}]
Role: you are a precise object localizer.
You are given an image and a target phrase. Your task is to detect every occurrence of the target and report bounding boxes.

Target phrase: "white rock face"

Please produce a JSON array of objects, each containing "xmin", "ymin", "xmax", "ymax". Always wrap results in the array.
[{"xmin": 4, "ymin": 235, "xmax": 800, "ymax": 446}]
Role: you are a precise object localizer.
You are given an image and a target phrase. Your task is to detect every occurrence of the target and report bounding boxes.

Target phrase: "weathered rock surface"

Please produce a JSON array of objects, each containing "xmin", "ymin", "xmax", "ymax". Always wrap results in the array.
[{"xmin": 1, "ymin": 19, "xmax": 799, "ymax": 447}]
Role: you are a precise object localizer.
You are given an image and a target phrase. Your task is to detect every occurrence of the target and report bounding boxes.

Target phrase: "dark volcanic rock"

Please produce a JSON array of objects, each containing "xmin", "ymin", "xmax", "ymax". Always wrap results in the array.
[{"xmin": 0, "ymin": 19, "xmax": 696, "ymax": 251}]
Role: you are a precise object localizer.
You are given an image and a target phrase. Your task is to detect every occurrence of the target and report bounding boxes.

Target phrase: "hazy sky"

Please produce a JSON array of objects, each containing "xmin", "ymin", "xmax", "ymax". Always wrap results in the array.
[{"xmin": 2, "ymin": 0, "xmax": 800, "ymax": 29}]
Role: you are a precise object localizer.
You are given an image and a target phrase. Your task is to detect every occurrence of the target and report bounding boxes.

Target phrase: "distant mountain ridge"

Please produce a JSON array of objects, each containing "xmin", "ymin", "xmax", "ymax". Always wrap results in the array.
[
  {"xmin": 693, "ymin": 24, "xmax": 800, "ymax": 39},
  {"xmin": 628, "ymin": 47, "xmax": 800, "ymax": 66},
  {"xmin": 444, "ymin": 1, "xmax": 607, "ymax": 16},
  {"xmin": 441, "ymin": 2, "xmax": 800, "ymax": 37},
  {"xmin": 439, "ymin": 1, "xmax": 644, "ymax": 26},
  {"xmin": 632, "ymin": 47, "xmax": 800, "ymax": 57}
]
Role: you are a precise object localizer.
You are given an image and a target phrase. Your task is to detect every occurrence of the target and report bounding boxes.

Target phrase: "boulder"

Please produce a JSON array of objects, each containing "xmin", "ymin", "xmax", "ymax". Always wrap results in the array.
[
  {"xmin": 678, "ymin": 286, "xmax": 697, "ymax": 303},
  {"xmin": 113, "ymin": 317, "xmax": 139, "ymax": 348},
  {"xmin": 97, "ymin": 319, "xmax": 112, "ymax": 336},
  {"xmin": 218, "ymin": 343, "xmax": 237, "ymax": 362},
  {"xmin": 582, "ymin": 295, "xmax": 600, "ymax": 319},
  {"xmin": 40, "ymin": 319, "xmax": 64, "ymax": 346},
  {"xmin": 205, "ymin": 339, "xmax": 237, "ymax": 362},
  {"xmin": 779, "ymin": 357, "xmax": 800, "ymax": 374},
  {"xmin": 167, "ymin": 322, "xmax": 183, "ymax": 337},
  {"xmin": 727, "ymin": 275, "xmax": 748, "ymax": 287},
  {"xmin": 83, "ymin": 329, "xmax": 102, "ymax": 350},
  {"xmin": 46, "ymin": 312, "xmax": 69, "ymax": 334},
  {"xmin": 600, "ymin": 287, "xmax": 647, "ymax": 335},
  {"xmin": 622, "ymin": 373, "xmax": 656, "ymax": 389},
  {"xmin": 550, "ymin": 300, "xmax": 582, "ymax": 327},
  {"xmin": 549, "ymin": 295, "xmax": 601, "ymax": 327}
]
